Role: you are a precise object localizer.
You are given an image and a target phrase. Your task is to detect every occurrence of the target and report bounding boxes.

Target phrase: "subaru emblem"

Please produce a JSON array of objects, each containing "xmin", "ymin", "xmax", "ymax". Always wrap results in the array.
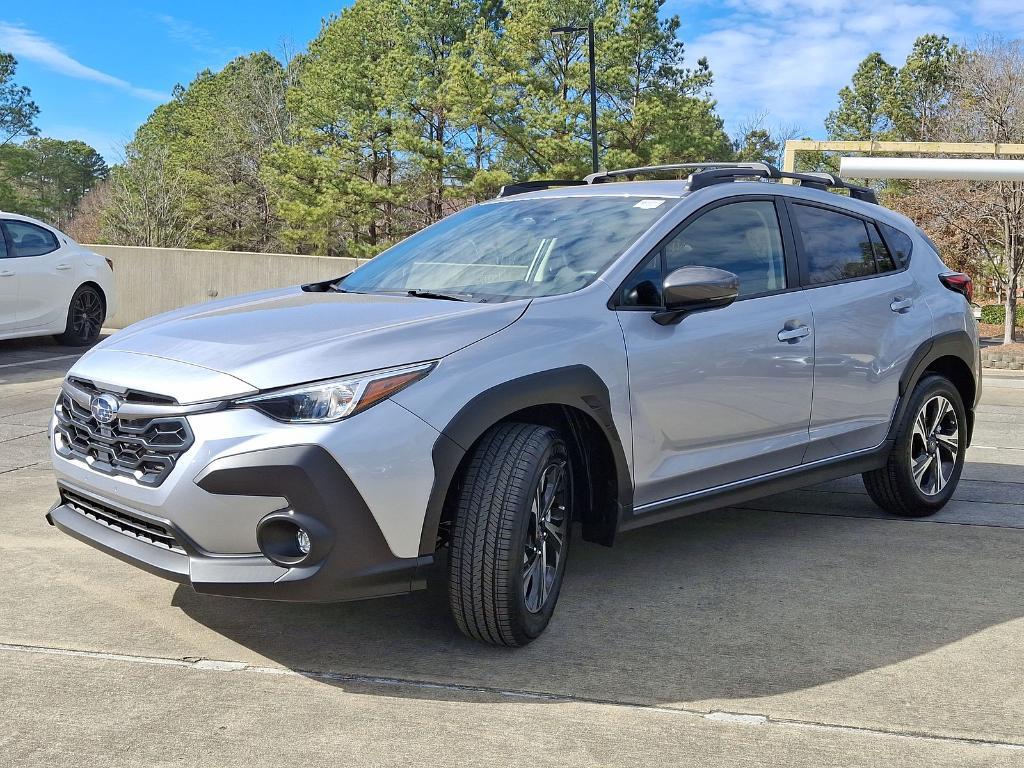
[{"xmin": 90, "ymin": 394, "xmax": 120, "ymax": 425}]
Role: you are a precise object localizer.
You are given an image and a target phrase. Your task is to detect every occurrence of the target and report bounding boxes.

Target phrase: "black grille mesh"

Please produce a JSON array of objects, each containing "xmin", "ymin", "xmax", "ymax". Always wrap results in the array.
[
  {"xmin": 62, "ymin": 488, "xmax": 185, "ymax": 553},
  {"xmin": 54, "ymin": 392, "xmax": 193, "ymax": 487}
]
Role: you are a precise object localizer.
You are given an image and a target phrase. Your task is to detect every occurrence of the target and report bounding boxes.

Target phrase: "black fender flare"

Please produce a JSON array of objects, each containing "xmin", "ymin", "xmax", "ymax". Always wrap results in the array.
[
  {"xmin": 418, "ymin": 365, "xmax": 632, "ymax": 555},
  {"xmin": 889, "ymin": 329, "xmax": 979, "ymax": 444}
]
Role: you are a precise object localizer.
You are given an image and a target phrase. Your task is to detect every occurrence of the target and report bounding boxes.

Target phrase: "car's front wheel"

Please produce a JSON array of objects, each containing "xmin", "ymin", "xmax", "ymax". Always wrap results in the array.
[
  {"xmin": 55, "ymin": 284, "xmax": 105, "ymax": 346},
  {"xmin": 448, "ymin": 422, "xmax": 572, "ymax": 646},
  {"xmin": 863, "ymin": 374, "xmax": 967, "ymax": 517}
]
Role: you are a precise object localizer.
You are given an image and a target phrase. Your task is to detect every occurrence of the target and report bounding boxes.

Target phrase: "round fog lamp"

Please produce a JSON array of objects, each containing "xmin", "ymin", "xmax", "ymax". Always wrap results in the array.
[{"xmin": 296, "ymin": 528, "xmax": 311, "ymax": 555}]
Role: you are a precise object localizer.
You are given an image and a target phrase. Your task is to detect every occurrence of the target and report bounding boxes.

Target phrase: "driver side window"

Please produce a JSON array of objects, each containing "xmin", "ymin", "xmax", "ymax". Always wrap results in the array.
[
  {"xmin": 620, "ymin": 200, "xmax": 788, "ymax": 307},
  {"xmin": 665, "ymin": 200, "xmax": 786, "ymax": 298}
]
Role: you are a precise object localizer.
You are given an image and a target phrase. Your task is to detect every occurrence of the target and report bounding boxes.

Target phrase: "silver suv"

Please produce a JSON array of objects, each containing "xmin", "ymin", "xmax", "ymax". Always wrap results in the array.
[{"xmin": 46, "ymin": 163, "xmax": 980, "ymax": 646}]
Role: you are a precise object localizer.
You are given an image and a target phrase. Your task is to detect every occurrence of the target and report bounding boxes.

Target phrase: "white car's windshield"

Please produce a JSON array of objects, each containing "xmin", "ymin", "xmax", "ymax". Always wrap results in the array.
[{"xmin": 337, "ymin": 196, "xmax": 673, "ymax": 302}]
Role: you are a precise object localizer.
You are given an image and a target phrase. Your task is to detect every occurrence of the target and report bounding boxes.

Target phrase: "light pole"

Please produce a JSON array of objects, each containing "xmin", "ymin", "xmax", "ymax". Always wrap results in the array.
[{"xmin": 551, "ymin": 22, "xmax": 599, "ymax": 174}]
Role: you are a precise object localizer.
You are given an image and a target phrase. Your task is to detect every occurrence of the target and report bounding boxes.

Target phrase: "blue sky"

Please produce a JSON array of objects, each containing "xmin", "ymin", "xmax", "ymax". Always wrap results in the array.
[{"xmin": 2, "ymin": 1, "xmax": 1023, "ymax": 163}]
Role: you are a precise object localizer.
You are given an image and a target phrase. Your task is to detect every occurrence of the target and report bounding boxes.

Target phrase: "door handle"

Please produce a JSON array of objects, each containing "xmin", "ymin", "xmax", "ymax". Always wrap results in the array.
[
  {"xmin": 890, "ymin": 297, "xmax": 914, "ymax": 313},
  {"xmin": 0, "ymin": 270, "xmax": 14, "ymax": 277},
  {"xmin": 55, "ymin": 263, "xmax": 72, "ymax": 271},
  {"xmin": 778, "ymin": 324, "xmax": 810, "ymax": 342}
]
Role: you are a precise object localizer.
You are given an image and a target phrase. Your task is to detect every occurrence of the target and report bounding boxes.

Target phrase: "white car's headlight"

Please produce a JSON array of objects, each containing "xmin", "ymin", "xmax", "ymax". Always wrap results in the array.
[{"xmin": 235, "ymin": 362, "xmax": 435, "ymax": 423}]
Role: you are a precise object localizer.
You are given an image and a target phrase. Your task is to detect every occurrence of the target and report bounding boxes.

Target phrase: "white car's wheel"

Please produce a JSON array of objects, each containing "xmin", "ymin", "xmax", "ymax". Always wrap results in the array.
[{"xmin": 55, "ymin": 285, "xmax": 105, "ymax": 346}]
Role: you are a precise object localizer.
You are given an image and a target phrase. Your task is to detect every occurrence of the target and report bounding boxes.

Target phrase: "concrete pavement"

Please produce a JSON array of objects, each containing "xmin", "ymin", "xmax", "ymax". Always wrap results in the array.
[{"xmin": 2, "ymin": 338, "xmax": 1023, "ymax": 766}]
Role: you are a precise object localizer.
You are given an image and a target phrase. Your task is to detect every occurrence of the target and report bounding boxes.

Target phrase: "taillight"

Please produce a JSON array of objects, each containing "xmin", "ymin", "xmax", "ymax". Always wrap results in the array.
[
  {"xmin": 939, "ymin": 272, "xmax": 972, "ymax": 303},
  {"xmin": 104, "ymin": 258, "xmax": 114, "ymax": 271}
]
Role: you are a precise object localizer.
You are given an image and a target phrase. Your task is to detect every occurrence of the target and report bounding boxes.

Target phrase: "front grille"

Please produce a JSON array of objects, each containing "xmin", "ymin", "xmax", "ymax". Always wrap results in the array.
[
  {"xmin": 53, "ymin": 387, "xmax": 194, "ymax": 487},
  {"xmin": 62, "ymin": 488, "xmax": 185, "ymax": 554}
]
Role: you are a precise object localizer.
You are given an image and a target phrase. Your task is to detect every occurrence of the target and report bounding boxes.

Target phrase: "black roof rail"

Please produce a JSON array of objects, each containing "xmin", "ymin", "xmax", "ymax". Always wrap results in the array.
[
  {"xmin": 496, "ymin": 179, "xmax": 588, "ymax": 198},
  {"xmin": 686, "ymin": 165, "xmax": 879, "ymax": 205},
  {"xmin": 584, "ymin": 162, "xmax": 776, "ymax": 184},
  {"xmin": 775, "ymin": 170, "xmax": 879, "ymax": 204},
  {"xmin": 496, "ymin": 161, "xmax": 879, "ymax": 205},
  {"xmin": 687, "ymin": 165, "xmax": 781, "ymax": 190}
]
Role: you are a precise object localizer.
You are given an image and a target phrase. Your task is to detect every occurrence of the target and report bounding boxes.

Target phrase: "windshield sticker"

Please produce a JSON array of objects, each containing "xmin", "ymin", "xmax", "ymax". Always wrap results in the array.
[{"xmin": 634, "ymin": 199, "xmax": 666, "ymax": 209}]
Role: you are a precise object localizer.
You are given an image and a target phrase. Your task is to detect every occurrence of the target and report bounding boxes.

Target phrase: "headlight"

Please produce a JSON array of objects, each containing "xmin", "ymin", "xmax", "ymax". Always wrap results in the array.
[{"xmin": 235, "ymin": 362, "xmax": 435, "ymax": 423}]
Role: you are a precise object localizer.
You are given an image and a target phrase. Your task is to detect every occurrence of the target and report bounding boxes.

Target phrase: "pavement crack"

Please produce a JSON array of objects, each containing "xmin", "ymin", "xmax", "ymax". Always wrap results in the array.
[{"xmin": 2, "ymin": 641, "xmax": 1022, "ymax": 753}]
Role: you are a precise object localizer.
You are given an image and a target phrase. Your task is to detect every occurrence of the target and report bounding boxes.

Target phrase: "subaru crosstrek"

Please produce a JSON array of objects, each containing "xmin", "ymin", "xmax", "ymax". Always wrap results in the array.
[{"xmin": 47, "ymin": 162, "xmax": 981, "ymax": 646}]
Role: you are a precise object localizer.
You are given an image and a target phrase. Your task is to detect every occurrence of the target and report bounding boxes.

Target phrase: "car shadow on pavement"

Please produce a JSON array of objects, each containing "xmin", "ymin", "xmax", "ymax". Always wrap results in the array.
[{"xmin": 171, "ymin": 498, "xmax": 1024, "ymax": 707}]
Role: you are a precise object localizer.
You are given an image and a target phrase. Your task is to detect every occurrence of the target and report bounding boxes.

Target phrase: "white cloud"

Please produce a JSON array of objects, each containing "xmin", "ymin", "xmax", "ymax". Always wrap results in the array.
[
  {"xmin": 0, "ymin": 22, "xmax": 166, "ymax": 102},
  {"xmin": 676, "ymin": 0, "xmax": 966, "ymax": 136},
  {"xmin": 155, "ymin": 14, "xmax": 242, "ymax": 68}
]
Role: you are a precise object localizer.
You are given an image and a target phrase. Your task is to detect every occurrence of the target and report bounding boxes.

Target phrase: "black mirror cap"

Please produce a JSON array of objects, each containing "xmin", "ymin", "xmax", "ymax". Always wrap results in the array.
[{"xmin": 653, "ymin": 266, "xmax": 739, "ymax": 325}]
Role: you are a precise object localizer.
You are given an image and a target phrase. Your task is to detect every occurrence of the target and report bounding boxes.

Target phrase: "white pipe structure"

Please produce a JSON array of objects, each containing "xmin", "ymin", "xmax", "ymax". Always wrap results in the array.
[{"xmin": 840, "ymin": 156, "xmax": 1024, "ymax": 181}]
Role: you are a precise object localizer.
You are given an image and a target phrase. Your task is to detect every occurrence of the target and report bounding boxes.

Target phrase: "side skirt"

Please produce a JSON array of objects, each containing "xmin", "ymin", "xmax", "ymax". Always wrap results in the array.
[{"xmin": 619, "ymin": 441, "xmax": 891, "ymax": 532}]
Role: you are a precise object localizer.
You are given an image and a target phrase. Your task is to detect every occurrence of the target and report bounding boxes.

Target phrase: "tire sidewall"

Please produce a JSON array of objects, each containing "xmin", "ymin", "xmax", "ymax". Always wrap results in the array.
[
  {"xmin": 895, "ymin": 375, "xmax": 967, "ymax": 510},
  {"xmin": 508, "ymin": 434, "xmax": 572, "ymax": 641}
]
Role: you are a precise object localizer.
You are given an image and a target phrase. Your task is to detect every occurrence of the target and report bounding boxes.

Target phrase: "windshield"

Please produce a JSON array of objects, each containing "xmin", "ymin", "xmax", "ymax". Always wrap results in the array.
[{"xmin": 337, "ymin": 196, "xmax": 673, "ymax": 301}]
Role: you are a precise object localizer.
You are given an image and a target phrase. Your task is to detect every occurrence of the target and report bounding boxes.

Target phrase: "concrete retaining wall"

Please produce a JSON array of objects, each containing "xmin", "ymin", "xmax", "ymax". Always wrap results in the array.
[{"xmin": 86, "ymin": 245, "xmax": 366, "ymax": 328}]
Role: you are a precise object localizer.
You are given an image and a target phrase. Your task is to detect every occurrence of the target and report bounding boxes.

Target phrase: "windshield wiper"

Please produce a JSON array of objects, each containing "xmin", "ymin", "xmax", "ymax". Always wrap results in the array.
[{"xmin": 405, "ymin": 289, "xmax": 471, "ymax": 302}]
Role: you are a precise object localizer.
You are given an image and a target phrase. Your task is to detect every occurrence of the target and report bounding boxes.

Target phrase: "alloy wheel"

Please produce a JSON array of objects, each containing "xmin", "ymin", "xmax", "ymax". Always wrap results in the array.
[
  {"xmin": 909, "ymin": 395, "xmax": 960, "ymax": 496},
  {"xmin": 522, "ymin": 459, "xmax": 569, "ymax": 614},
  {"xmin": 72, "ymin": 290, "xmax": 103, "ymax": 340}
]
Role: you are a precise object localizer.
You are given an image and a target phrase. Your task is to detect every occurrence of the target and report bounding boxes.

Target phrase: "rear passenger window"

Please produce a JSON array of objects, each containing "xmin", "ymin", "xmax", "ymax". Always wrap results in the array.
[
  {"xmin": 663, "ymin": 200, "xmax": 787, "ymax": 298},
  {"xmin": 878, "ymin": 222, "xmax": 913, "ymax": 268},
  {"xmin": 793, "ymin": 204, "xmax": 876, "ymax": 284}
]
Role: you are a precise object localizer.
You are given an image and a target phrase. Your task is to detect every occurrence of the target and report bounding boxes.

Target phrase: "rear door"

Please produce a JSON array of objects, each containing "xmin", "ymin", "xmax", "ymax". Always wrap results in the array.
[
  {"xmin": 787, "ymin": 201, "xmax": 931, "ymax": 460},
  {"xmin": 1, "ymin": 219, "xmax": 78, "ymax": 332},
  {"xmin": 0, "ymin": 225, "xmax": 18, "ymax": 333},
  {"xmin": 615, "ymin": 196, "xmax": 815, "ymax": 508}
]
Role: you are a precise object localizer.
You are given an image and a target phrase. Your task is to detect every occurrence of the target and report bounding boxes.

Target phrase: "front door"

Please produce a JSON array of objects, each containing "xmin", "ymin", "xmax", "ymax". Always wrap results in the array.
[
  {"xmin": 0, "ymin": 225, "xmax": 18, "ymax": 334},
  {"xmin": 2, "ymin": 219, "xmax": 77, "ymax": 331},
  {"xmin": 614, "ymin": 197, "xmax": 815, "ymax": 509}
]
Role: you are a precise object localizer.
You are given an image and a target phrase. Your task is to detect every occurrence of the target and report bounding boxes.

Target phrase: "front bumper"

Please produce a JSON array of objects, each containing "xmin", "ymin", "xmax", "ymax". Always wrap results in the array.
[
  {"xmin": 48, "ymin": 444, "xmax": 433, "ymax": 601},
  {"xmin": 48, "ymin": 394, "xmax": 446, "ymax": 602}
]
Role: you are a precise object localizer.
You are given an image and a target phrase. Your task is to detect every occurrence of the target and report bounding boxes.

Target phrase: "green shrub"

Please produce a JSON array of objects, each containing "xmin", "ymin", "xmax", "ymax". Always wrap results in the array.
[{"xmin": 980, "ymin": 305, "xmax": 1024, "ymax": 325}]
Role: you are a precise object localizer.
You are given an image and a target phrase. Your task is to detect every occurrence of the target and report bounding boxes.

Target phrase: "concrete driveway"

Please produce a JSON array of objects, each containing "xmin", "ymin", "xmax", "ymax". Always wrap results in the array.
[{"xmin": 2, "ymin": 338, "xmax": 1023, "ymax": 767}]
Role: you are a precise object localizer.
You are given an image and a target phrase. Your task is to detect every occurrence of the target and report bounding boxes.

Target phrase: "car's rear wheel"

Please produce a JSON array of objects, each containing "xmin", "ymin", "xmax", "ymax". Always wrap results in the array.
[
  {"xmin": 863, "ymin": 374, "xmax": 966, "ymax": 517},
  {"xmin": 55, "ymin": 285, "xmax": 104, "ymax": 346},
  {"xmin": 447, "ymin": 422, "xmax": 572, "ymax": 646}
]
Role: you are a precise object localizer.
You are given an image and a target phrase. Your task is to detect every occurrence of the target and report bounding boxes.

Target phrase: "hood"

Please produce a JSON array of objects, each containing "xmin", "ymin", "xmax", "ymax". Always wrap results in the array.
[{"xmin": 99, "ymin": 287, "xmax": 528, "ymax": 391}]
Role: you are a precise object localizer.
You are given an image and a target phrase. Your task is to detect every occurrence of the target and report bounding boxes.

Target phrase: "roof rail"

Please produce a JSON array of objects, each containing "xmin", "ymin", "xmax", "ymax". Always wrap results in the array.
[
  {"xmin": 584, "ymin": 162, "xmax": 775, "ymax": 184},
  {"xmin": 496, "ymin": 161, "xmax": 879, "ymax": 204},
  {"xmin": 686, "ymin": 164, "xmax": 879, "ymax": 204},
  {"xmin": 496, "ymin": 179, "xmax": 588, "ymax": 198}
]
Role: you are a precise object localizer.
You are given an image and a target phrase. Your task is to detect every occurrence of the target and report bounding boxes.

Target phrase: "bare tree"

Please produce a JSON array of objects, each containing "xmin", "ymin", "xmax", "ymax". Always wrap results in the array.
[
  {"xmin": 65, "ymin": 178, "xmax": 111, "ymax": 243},
  {"xmin": 102, "ymin": 143, "xmax": 197, "ymax": 248},
  {"xmin": 944, "ymin": 38, "xmax": 1024, "ymax": 343},
  {"xmin": 731, "ymin": 111, "xmax": 801, "ymax": 167},
  {"xmin": 888, "ymin": 38, "xmax": 1024, "ymax": 343}
]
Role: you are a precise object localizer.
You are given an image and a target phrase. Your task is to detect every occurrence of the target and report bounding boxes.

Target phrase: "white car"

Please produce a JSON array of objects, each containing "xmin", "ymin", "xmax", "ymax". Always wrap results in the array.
[{"xmin": 0, "ymin": 212, "xmax": 116, "ymax": 345}]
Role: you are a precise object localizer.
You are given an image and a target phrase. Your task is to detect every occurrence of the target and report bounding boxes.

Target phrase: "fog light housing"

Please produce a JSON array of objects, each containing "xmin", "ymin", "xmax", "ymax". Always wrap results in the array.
[{"xmin": 255, "ymin": 513, "xmax": 332, "ymax": 568}]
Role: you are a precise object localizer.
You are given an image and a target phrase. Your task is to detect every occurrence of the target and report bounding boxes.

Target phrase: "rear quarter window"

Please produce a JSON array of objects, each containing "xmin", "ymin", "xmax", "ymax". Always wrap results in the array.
[{"xmin": 878, "ymin": 222, "xmax": 914, "ymax": 268}]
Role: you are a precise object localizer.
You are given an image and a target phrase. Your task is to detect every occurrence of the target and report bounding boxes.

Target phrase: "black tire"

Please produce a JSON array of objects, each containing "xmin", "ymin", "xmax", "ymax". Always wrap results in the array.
[
  {"xmin": 863, "ymin": 374, "xmax": 967, "ymax": 517},
  {"xmin": 448, "ymin": 422, "xmax": 572, "ymax": 646},
  {"xmin": 55, "ymin": 284, "xmax": 105, "ymax": 347}
]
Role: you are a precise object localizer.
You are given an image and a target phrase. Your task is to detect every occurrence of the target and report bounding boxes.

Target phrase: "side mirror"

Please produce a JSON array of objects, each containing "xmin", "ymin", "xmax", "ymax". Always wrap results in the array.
[{"xmin": 653, "ymin": 266, "xmax": 739, "ymax": 326}]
